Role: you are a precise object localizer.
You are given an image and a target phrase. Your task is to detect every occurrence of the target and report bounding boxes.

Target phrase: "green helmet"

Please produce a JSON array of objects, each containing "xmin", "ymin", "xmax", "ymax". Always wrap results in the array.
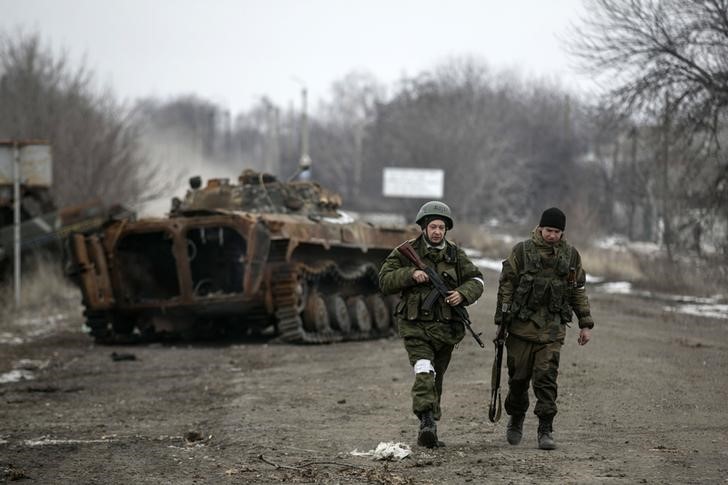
[{"xmin": 415, "ymin": 201, "xmax": 453, "ymax": 229}]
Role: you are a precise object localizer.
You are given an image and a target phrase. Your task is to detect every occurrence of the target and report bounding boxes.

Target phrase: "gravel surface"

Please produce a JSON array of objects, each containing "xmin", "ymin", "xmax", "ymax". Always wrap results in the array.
[{"xmin": 1, "ymin": 276, "xmax": 727, "ymax": 484}]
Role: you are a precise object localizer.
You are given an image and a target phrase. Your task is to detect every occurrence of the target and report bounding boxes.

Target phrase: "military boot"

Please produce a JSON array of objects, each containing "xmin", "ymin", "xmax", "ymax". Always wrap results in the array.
[
  {"xmin": 537, "ymin": 417, "xmax": 556, "ymax": 450},
  {"xmin": 506, "ymin": 414, "xmax": 525, "ymax": 445},
  {"xmin": 417, "ymin": 411, "xmax": 439, "ymax": 448}
]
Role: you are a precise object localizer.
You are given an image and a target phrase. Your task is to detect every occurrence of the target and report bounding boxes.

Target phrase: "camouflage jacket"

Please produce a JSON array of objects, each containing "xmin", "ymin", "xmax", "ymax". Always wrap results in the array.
[
  {"xmin": 495, "ymin": 229, "xmax": 594, "ymax": 343},
  {"xmin": 378, "ymin": 235, "xmax": 484, "ymax": 344}
]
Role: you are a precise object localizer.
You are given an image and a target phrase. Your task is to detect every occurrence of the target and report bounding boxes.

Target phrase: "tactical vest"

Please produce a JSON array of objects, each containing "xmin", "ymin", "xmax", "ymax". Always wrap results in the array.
[
  {"xmin": 510, "ymin": 239, "xmax": 576, "ymax": 325},
  {"xmin": 396, "ymin": 239, "xmax": 461, "ymax": 323}
]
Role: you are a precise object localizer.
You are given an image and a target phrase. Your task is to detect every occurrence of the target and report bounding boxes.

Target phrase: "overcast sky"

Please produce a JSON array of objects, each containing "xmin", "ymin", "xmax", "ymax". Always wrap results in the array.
[{"xmin": 1, "ymin": 0, "xmax": 592, "ymax": 114}]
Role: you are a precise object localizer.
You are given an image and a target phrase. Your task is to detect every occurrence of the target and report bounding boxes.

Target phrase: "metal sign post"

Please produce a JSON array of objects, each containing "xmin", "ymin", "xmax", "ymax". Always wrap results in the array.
[
  {"xmin": 0, "ymin": 140, "xmax": 52, "ymax": 308},
  {"xmin": 13, "ymin": 141, "xmax": 21, "ymax": 308}
]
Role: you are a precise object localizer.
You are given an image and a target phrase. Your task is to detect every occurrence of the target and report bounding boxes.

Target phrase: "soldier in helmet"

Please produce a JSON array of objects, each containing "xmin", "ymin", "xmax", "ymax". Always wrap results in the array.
[
  {"xmin": 494, "ymin": 207, "xmax": 594, "ymax": 450},
  {"xmin": 379, "ymin": 201, "xmax": 484, "ymax": 448}
]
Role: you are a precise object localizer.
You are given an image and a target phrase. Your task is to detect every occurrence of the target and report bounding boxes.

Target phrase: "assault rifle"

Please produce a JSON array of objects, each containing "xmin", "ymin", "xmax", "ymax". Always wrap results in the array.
[
  {"xmin": 488, "ymin": 313, "xmax": 508, "ymax": 422},
  {"xmin": 396, "ymin": 241, "xmax": 485, "ymax": 348}
]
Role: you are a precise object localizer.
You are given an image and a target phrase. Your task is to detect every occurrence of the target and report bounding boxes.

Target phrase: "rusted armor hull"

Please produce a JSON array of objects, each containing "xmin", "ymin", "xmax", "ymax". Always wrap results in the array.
[{"xmin": 69, "ymin": 210, "xmax": 416, "ymax": 343}]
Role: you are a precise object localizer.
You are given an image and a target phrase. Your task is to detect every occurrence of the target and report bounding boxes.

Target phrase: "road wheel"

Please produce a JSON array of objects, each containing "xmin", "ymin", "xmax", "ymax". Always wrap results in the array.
[
  {"xmin": 303, "ymin": 291, "xmax": 331, "ymax": 333},
  {"xmin": 326, "ymin": 294, "xmax": 351, "ymax": 334},
  {"xmin": 347, "ymin": 296, "xmax": 372, "ymax": 333},
  {"xmin": 385, "ymin": 295, "xmax": 401, "ymax": 333},
  {"xmin": 366, "ymin": 294, "xmax": 390, "ymax": 331}
]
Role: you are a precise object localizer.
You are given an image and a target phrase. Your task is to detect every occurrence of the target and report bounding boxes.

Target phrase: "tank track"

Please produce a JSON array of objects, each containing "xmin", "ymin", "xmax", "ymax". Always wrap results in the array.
[
  {"xmin": 83, "ymin": 309, "xmax": 138, "ymax": 344},
  {"xmin": 81, "ymin": 260, "xmax": 393, "ymax": 344},
  {"xmin": 83, "ymin": 309, "xmax": 113, "ymax": 342},
  {"xmin": 272, "ymin": 261, "xmax": 394, "ymax": 344}
]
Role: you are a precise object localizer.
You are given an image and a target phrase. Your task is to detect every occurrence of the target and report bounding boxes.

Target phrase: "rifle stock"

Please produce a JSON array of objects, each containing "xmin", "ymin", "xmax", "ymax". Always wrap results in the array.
[
  {"xmin": 396, "ymin": 241, "xmax": 485, "ymax": 348},
  {"xmin": 396, "ymin": 241, "xmax": 426, "ymax": 270}
]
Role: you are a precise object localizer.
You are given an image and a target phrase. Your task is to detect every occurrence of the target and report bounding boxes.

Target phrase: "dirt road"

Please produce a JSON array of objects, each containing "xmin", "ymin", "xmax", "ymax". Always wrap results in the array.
[{"xmin": 1, "ymin": 271, "xmax": 727, "ymax": 484}]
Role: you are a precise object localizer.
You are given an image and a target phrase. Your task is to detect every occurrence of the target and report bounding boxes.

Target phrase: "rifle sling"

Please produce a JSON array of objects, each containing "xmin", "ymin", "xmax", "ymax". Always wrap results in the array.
[{"xmin": 422, "ymin": 288, "xmax": 440, "ymax": 310}]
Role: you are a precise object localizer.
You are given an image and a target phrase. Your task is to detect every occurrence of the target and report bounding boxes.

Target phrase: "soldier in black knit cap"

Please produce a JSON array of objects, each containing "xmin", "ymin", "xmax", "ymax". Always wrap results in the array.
[{"xmin": 493, "ymin": 207, "xmax": 594, "ymax": 450}]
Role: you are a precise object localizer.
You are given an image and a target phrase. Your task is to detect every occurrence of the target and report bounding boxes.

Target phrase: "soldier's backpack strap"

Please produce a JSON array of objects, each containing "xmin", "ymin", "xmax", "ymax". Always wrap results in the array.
[
  {"xmin": 510, "ymin": 241, "xmax": 528, "ymax": 289},
  {"xmin": 514, "ymin": 241, "xmax": 528, "ymax": 273},
  {"xmin": 566, "ymin": 244, "xmax": 578, "ymax": 287},
  {"xmin": 451, "ymin": 242, "xmax": 462, "ymax": 284}
]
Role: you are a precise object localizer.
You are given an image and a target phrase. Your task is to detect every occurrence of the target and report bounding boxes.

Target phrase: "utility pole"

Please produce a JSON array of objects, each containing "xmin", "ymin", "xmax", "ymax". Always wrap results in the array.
[
  {"xmin": 13, "ymin": 141, "xmax": 21, "ymax": 308},
  {"xmin": 300, "ymin": 87, "xmax": 312, "ymax": 173},
  {"xmin": 263, "ymin": 99, "xmax": 280, "ymax": 176},
  {"xmin": 661, "ymin": 92, "xmax": 673, "ymax": 260}
]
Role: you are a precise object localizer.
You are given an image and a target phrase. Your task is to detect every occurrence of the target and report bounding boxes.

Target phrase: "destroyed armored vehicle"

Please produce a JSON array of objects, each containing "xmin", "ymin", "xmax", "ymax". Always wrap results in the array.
[{"xmin": 67, "ymin": 169, "xmax": 419, "ymax": 343}]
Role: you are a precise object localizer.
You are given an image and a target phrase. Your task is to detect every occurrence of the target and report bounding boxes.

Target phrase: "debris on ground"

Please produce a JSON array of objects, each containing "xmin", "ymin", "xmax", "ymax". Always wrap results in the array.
[
  {"xmin": 184, "ymin": 431, "xmax": 209, "ymax": 444},
  {"xmin": 111, "ymin": 352, "xmax": 136, "ymax": 362},
  {"xmin": 1, "ymin": 463, "xmax": 29, "ymax": 481},
  {"xmin": 350, "ymin": 441, "xmax": 412, "ymax": 461}
]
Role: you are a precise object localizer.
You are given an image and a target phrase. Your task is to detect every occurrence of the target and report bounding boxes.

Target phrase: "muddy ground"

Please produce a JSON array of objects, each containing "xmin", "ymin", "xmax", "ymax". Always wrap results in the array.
[{"xmin": 1, "ymin": 270, "xmax": 727, "ymax": 484}]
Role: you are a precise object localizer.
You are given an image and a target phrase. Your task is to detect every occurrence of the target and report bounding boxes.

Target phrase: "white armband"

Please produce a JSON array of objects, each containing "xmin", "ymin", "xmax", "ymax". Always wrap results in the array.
[{"xmin": 414, "ymin": 359, "xmax": 435, "ymax": 375}]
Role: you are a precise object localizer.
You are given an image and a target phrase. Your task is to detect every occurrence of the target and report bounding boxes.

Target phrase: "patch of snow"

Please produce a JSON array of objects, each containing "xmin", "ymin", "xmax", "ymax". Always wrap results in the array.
[
  {"xmin": 473, "ymin": 257, "xmax": 503, "ymax": 272},
  {"xmin": 16, "ymin": 313, "xmax": 68, "ymax": 327},
  {"xmin": 490, "ymin": 233, "xmax": 515, "ymax": 244},
  {"xmin": 598, "ymin": 281, "xmax": 634, "ymax": 294},
  {"xmin": 350, "ymin": 441, "xmax": 412, "ymax": 461},
  {"xmin": 0, "ymin": 369, "xmax": 34, "ymax": 384},
  {"xmin": 593, "ymin": 235, "xmax": 630, "ymax": 251},
  {"xmin": 464, "ymin": 248, "xmax": 505, "ymax": 272},
  {"xmin": 1, "ymin": 311, "xmax": 78, "ymax": 345},
  {"xmin": 596, "ymin": 281, "xmax": 726, "ymax": 319},
  {"xmin": 463, "ymin": 247, "xmax": 482, "ymax": 257},
  {"xmin": 0, "ymin": 333, "xmax": 24, "ymax": 345},
  {"xmin": 592, "ymin": 235, "xmax": 660, "ymax": 255},
  {"xmin": 665, "ymin": 304, "xmax": 728, "ymax": 320},
  {"xmin": 627, "ymin": 241, "xmax": 661, "ymax": 255},
  {"xmin": 323, "ymin": 211, "xmax": 356, "ymax": 225},
  {"xmin": 23, "ymin": 437, "xmax": 116, "ymax": 446}
]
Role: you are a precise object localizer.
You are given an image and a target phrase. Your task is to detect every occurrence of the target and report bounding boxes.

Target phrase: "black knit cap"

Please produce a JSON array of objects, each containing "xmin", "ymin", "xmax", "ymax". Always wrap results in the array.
[{"xmin": 539, "ymin": 207, "xmax": 566, "ymax": 231}]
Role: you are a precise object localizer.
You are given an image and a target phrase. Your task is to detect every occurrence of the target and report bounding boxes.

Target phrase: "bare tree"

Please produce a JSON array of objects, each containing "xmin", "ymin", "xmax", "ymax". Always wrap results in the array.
[
  {"xmin": 570, "ymin": 0, "xmax": 728, "ymax": 128},
  {"xmin": 570, "ymin": 0, "xmax": 728, "ymax": 255},
  {"xmin": 0, "ymin": 31, "xmax": 159, "ymax": 209},
  {"xmin": 360, "ymin": 58, "xmax": 592, "ymax": 226},
  {"xmin": 316, "ymin": 71, "xmax": 385, "ymax": 198}
]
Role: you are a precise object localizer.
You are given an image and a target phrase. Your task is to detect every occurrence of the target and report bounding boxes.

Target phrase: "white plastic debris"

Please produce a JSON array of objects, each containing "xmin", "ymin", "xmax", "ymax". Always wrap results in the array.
[{"xmin": 350, "ymin": 441, "xmax": 412, "ymax": 461}]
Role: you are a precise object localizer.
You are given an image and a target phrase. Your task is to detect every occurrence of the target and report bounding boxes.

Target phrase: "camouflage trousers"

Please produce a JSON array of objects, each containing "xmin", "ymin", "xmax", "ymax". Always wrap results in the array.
[
  {"xmin": 504, "ymin": 335, "xmax": 561, "ymax": 419},
  {"xmin": 402, "ymin": 336, "xmax": 455, "ymax": 420}
]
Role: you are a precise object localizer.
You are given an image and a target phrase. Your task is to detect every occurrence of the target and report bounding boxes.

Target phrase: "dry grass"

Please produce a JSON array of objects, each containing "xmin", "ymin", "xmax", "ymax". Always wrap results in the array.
[
  {"xmin": 452, "ymin": 224, "xmax": 727, "ymax": 297},
  {"xmin": 0, "ymin": 253, "xmax": 82, "ymax": 333},
  {"xmin": 451, "ymin": 223, "xmax": 516, "ymax": 258},
  {"xmin": 632, "ymin": 254, "xmax": 728, "ymax": 296},
  {"xmin": 579, "ymin": 247, "xmax": 644, "ymax": 282}
]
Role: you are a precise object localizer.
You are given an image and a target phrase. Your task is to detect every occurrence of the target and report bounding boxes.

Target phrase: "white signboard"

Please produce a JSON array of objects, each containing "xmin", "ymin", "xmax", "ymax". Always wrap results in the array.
[
  {"xmin": 383, "ymin": 167, "xmax": 444, "ymax": 199},
  {"xmin": 0, "ymin": 144, "xmax": 53, "ymax": 187}
]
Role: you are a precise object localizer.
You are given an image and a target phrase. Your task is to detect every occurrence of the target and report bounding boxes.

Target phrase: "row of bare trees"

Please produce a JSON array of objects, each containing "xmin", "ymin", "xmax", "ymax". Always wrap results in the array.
[
  {"xmin": 2, "ymin": 0, "xmax": 727, "ymax": 259},
  {"xmin": 570, "ymin": 0, "xmax": 728, "ymax": 258},
  {"xmin": 0, "ymin": 33, "xmax": 160, "ymax": 210}
]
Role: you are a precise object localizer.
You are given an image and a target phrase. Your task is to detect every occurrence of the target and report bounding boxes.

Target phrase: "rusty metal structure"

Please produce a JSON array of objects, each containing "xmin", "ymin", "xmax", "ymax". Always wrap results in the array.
[
  {"xmin": 68, "ymin": 169, "xmax": 419, "ymax": 343},
  {"xmin": 0, "ymin": 141, "xmax": 121, "ymax": 278}
]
